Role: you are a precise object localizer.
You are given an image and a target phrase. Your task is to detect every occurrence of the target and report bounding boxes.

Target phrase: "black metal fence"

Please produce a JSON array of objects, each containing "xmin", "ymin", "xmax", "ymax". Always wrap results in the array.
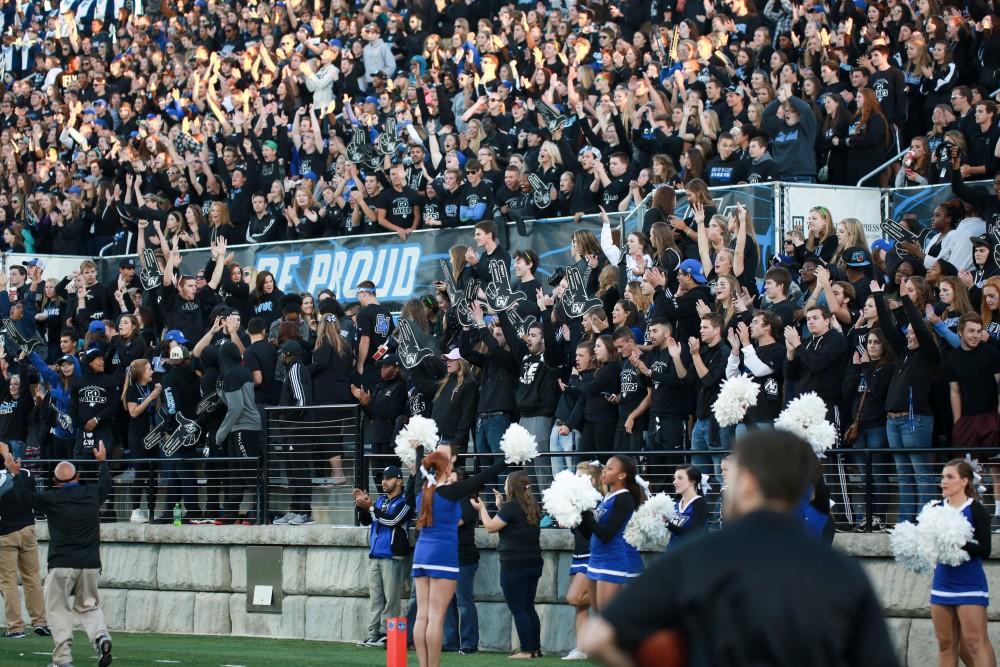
[{"xmin": 20, "ymin": 404, "xmax": 998, "ymax": 531}]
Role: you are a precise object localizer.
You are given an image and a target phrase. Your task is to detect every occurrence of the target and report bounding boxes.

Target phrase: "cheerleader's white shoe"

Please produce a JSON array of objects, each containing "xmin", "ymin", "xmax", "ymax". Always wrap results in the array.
[{"xmin": 562, "ymin": 648, "xmax": 588, "ymax": 660}]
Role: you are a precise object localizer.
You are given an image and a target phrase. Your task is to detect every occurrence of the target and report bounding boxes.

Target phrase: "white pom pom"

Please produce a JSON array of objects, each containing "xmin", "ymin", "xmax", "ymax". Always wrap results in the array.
[
  {"xmin": 542, "ymin": 471, "xmax": 602, "ymax": 528},
  {"xmin": 500, "ymin": 422, "xmax": 539, "ymax": 464},
  {"xmin": 775, "ymin": 392, "xmax": 837, "ymax": 457},
  {"xmin": 624, "ymin": 493, "xmax": 678, "ymax": 551},
  {"xmin": 890, "ymin": 521, "xmax": 932, "ymax": 574},
  {"xmin": 393, "ymin": 415, "xmax": 440, "ymax": 468},
  {"xmin": 915, "ymin": 502, "xmax": 973, "ymax": 568},
  {"xmin": 712, "ymin": 374, "xmax": 760, "ymax": 428}
]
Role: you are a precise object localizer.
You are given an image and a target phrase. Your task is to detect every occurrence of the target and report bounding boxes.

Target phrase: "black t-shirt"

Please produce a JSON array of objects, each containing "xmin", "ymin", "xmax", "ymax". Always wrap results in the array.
[
  {"xmin": 762, "ymin": 298, "xmax": 796, "ymax": 330},
  {"xmin": 377, "ymin": 187, "xmax": 420, "ymax": 230},
  {"xmin": 125, "ymin": 382, "xmax": 157, "ymax": 447},
  {"xmin": 457, "ymin": 496, "xmax": 480, "ymax": 565},
  {"xmin": 601, "ymin": 176, "xmax": 630, "ymax": 212},
  {"xmin": 356, "ymin": 303, "xmax": 394, "ymax": 365},
  {"xmin": 618, "ymin": 360, "xmax": 651, "ymax": 428},
  {"xmin": 244, "ymin": 339, "xmax": 280, "ymax": 406},
  {"xmin": 358, "ymin": 195, "xmax": 381, "ymax": 234},
  {"xmin": 945, "ymin": 344, "xmax": 1000, "ymax": 415},
  {"xmin": 460, "ymin": 181, "xmax": 495, "ymax": 222},
  {"xmin": 497, "ymin": 500, "xmax": 542, "ymax": 568},
  {"xmin": 745, "ymin": 342, "xmax": 785, "ymax": 422}
]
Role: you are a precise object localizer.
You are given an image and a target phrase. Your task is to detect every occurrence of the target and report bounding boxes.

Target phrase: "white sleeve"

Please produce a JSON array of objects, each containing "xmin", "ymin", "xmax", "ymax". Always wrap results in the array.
[
  {"xmin": 740, "ymin": 345, "xmax": 776, "ymax": 377},
  {"xmin": 600, "ymin": 222, "xmax": 622, "ymax": 265}
]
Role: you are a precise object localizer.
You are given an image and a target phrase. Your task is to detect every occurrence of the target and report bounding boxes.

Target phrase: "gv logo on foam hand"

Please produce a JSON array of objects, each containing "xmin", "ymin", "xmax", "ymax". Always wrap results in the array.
[{"xmin": 256, "ymin": 243, "xmax": 422, "ymax": 301}]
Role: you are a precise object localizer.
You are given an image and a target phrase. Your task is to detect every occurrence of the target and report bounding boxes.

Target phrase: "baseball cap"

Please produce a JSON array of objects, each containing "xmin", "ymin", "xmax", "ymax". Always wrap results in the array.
[
  {"xmin": 167, "ymin": 345, "xmax": 191, "ymax": 363},
  {"xmin": 442, "ymin": 348, "xmax": 463, "ymax": 361},
  {"xmin": 364, "ymin": 95, "xmax": 378, "ymax": 105},
  {"xmin": 843, "ymin": 246, "xmax": 871, "ymax": 267},
  {"xmin": 871, "ymin": 238, "xmax": 895, "ymax": 254},
  {"xmin": 377, "ymin": 353, "xmax": 400, "ymax": 366},
  {"xmin": 263, "ymin": 140, "xmax": 278, "ymax": 151},
  {"xmin": 87, "ymin": 321, "xmax": 106, "ymax": 334},
  {"xmin": 328, "ymin": 39, "xmax": 342, "ymax": 48},
  {"xmin": 164, "ymin": 329, "xmax": 188, "ymax": 344},
  {"xmin": 972, "ymin": 234, "xmax": 992, "ymax": 249},
  {"xmin": 84, "ymin": 346, "xmax": 105, "ymax": 363},
  {"xmin": 22, "ymin": 258, "xmax": 45, "ymax": 269},
  {"xmin": 382, "ymin": 465, "xmax": 403, "ymax": 480},
  {"xmin": 279, "ymin": 340, "xmax": 302, "ymax": 356},
  {"xmin": 67, "ymin": 186, "xmax": 82, "ymax": 194},
  {"xmin": 678, "ymin": 259, "xmax": 707, "ymax": 284},
  {"xmin": 725, "ymin": 85, "xmax": 745, "ymax": 97},
  {"xmin": 58, "ymin": 354, "xmax": 76, "ymax": 366},
  {"xmin": 119, "ymin": 258, "xmax": 136, "ymax": 269}
]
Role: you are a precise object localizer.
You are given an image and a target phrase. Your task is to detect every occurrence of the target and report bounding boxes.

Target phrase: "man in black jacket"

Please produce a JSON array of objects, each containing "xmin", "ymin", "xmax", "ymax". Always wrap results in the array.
[
  {"xmin": 784, "ymin": 305, "xmax": 848, "ymax": 423},
  {"xmin": 0, "ymin": 443, "xmax": 48, "ymax": 639},
  {"xmin": 277, "ymin": 340, "xmax": 316, "ymax": 526},
  {"xmin": 499, "ymin": 304, "xmax": 561, "ymax": 493},
  {"xmin": 648, "ymin": 260, "xmax": 714, "ymax": 344},
  {"xmin": 30, "ymin": 441, "xmax": 113, "ymax": 667},
  {"xmin": 689, "ymin": 314, "xmax": 731, "ymax": 497}
]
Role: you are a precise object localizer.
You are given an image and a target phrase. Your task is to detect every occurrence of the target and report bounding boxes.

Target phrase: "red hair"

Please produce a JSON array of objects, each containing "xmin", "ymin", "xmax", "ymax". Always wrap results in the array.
[{"xmin": 416, "ymin": 450, "xmax": 451, "ymax": 529}]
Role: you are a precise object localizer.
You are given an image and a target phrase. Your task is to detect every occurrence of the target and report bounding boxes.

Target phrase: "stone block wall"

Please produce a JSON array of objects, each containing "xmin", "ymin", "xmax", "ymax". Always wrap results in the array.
[{"xmin": 11, "ymin": 525, "xmax": 999, "ymax": 662}]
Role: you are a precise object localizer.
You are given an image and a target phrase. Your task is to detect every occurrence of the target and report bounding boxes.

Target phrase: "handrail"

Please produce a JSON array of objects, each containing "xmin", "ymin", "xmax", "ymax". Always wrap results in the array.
[{"xmin": 856, "ymin": 147, "xmax": 909, "ymax": 187}]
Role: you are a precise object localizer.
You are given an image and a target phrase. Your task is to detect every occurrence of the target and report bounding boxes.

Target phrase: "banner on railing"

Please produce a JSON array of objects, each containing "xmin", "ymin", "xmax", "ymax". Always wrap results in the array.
[
  {"xmin": 97, "ymin": 216, "xmax": 622, "ymax": 306},
  {"xmin": 889, "ymin": 180, "xmax": 992, "ymax": 225},
  {"xmin": 783, "ymin": 184, "xmax": 884, "ymax": 242}
]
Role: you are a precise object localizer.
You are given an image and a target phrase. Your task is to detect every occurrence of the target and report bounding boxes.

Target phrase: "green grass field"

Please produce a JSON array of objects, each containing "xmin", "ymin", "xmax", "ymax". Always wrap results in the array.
[{"xmin": 0, "ymin": 631, "xmax": 580, "ymax": 666}]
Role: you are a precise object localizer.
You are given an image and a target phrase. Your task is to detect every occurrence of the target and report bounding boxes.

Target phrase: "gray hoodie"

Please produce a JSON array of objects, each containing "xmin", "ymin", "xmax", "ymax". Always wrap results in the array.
[{"xmin": 216, "ymin": 342, "xmax": 262, "ymax": 444}]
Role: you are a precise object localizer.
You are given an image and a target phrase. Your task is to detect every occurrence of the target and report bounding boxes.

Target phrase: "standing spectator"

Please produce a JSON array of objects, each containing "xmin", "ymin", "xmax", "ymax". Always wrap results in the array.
[
  {"xmin": 431, "ymin": 349, "xmax": 478, "ymax": 455},
  {"xmin": 275, "ymin": 340, "xmax": 315, "ymax": 526},
  {"xmin": 762, "ymin": 85, "xmax": 818, "ymax": 182},
  {"xmin": 215, "ymin": 342, "xmax": 262, "ymax": 523},
  {"xmin": 474, "ymin": 471, "xmax": 543, "ymax": 660},
  {"xmin": 354, "ymin": 281, "xmax": 394, "ymax": 391},
  {"xmin": 442, "ymin": 468, "xmax": 480, "ymax": 656},
  {"xmin": 689, "ymin": 314, "xmax": 731, "ymax": 492},
  {"xmin": 0, "ymin": 442, "xmax": 48, "ymax": 639},
  {"xmin": 354, "ymin": 465, "xmax": 413, "ymax": 648},
  {"xmin": 844, "ymin": 90, "xmax": 891, "ymax": 187},
  {"xmin": 29, "ymin": 441, "xmax": 113, "ymax": 667},
  {"xmin": 726, "ymin": 314, "xmax": 784, "ymax": 432},
  {"xmin": 945, "ymin": 313, "xmax": 1000, "ymax": 524}
]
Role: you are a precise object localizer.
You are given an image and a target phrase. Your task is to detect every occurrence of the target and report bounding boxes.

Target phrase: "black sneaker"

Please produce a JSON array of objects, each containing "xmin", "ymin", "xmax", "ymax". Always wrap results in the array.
[
  {"xmin": 3, "ymin": 631, "xmax": 24, "ymax": 638},
  {"xmin": 33, "ymin": 625, "xmax": 51, "ymax": 637},
  {"xmin": 458, "ymin": 648, "xmax": 478, "ymax": 655},
  {"xmin": 96, "ymin": 636, "xmax": 112, "ymax": 667},
  {"xmin": 870, "ymin": 517, "xmax": 888, "ymax": 533},
  {"xmin": 853, "ymin": 518, "xmax": 868, "ymax": 533},
  {"xmin": 371, "ymin": 635, "xmax": 387, "ymax": 647}
]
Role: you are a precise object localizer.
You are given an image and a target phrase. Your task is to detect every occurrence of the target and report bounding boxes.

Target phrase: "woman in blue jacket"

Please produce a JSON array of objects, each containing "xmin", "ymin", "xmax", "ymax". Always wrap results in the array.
[{"xmin": 28, "ymin": 350, "xmax": 78, "ymax": 461}]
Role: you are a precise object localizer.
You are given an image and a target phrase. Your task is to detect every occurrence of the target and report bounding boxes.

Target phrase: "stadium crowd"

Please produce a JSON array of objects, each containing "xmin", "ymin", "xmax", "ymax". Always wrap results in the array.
[{"xmin": 1, "ymin": 0, "xmax": 1000, "ymax": 662}]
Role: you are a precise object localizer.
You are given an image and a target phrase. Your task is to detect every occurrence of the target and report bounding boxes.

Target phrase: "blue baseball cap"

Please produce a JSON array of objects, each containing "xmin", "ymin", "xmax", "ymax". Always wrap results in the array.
[
  {"xmin": 363, "ymin": 96, "xmax": 378, "ymax": 105},
  {"xmin": 871, "ymin": 239, "xmax": 895, "ymax": 254},
  {"xmin": 678, "ymin": 259, "xmax": 707, "ymax": 284},
  {"xmin": 164, "ymin": 329, "xmax": 188, "ymax": 344},
  {"xmin": 87, "ymin": 321, "xmax": 106, "ymax": 334},
  {"xmin": 67, "ymin": 186, "xmax": 82, "ymax": 194},
  {"xmin": 328, "ymin": 39, "xmax": 342, "ymax": 48}
]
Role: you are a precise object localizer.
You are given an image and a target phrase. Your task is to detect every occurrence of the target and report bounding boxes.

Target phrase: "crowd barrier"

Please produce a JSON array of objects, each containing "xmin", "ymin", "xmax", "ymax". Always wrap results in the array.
[{"xmin": 22, "ymin": 405, "xmax": 992, "ymax": 532}]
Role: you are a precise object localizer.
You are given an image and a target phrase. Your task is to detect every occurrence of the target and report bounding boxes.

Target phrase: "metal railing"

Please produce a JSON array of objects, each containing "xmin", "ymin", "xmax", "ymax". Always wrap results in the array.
[
  {"xmin": 25, "ymin": 401, "xmax": 994, "ymax": 532},
  {"xmin": 21, "ymin": 456, "xmax": 261, "ymax": 524}
]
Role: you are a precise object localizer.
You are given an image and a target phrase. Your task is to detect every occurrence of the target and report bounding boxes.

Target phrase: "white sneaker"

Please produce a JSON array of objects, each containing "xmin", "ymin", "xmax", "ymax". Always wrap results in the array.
[
  {"xmin": 563, "ymin": 649, "xmax": 588, "ymax": 660},
  {"xmin": 272, "ymin": 512, "xmax": 294, "ymax": 525},
  {"xmin": 130, "ymin": 509, "xmax": 149, "ymax": 524},
  {"xmin": 289, "ymin": 513, "xmax": 314, "ymax": 526}
]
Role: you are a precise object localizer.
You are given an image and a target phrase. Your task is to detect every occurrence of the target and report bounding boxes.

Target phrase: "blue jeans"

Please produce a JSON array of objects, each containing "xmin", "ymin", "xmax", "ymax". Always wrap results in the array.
[
  {"xmin": 475, "ymin": 413, "xmax": 509, "ymax": 470},
  {"xmin": 886, "ymin": 414, "xmax": 936, "ymax": 522},
  {"xmin": 734, "ymin": 422, "xmax": 772, "ymax": 439},
  {"xmin": 443, "ymin": 562, "xmax": 479, "ymax": 652},
  {"xmin": 499, "ymin": 563, "xmax": 542, "ymax": 653},
  {"xmin": 850, "ymin": 427, "xmax": 890, "ymax": 523},
  {"xmin": 549, "ymin": 426, "xmax": 578, "ymax": 479},
  {"xmin": 691, "ymin": 419, "xmax": 733, "ymax": 487},
  {"xmin": 6, "ymin": 440, "xmax": 25, "ymax": 459}
]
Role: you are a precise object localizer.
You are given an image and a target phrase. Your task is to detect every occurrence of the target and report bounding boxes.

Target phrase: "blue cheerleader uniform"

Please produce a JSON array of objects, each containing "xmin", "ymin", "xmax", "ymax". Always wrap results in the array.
[
  {"xmin": 570, "ymin": 525, "xmax": 591, "ymax": 576},
  {"xmin": 930, "ymin": 499, "xmax": 992, "ymax": 607},
  {"xmin": 411, "ymin": 459, "xmax": 508, "ymax": 581},
  {"xmin": 583, "ymin": 489, "xmax": 638, "ymax": 583},
  {"xmin": 666, "ymin": 496, "xmax": 708, "ymax": 552}
]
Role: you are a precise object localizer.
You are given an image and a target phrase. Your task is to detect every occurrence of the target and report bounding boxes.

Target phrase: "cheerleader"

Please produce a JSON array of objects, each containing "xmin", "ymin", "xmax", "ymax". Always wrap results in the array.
[
  {"xmin": 930, "ymin": 459, "xmax": 995, "ymax": 667},
  {"xmin": 667, "ymin": 465, "xmax": 708, "ymax": 551},
  {"xmin": 581, "ymin": 455, "xmax": 645, "ymax": 611},
  {"xmin": 410, "ymin": 448, "xmax": 508, "ymax": 667},
  {"xmin": 564, "ymin": 462, "xmax": 603, "ymax": 661}
]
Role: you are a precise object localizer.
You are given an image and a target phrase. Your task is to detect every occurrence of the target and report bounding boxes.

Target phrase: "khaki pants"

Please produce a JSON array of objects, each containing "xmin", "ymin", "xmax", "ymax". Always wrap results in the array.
[
  {"xmin": 44, "ymin": 568, "xmax": 109, "ymax": 667},
  {"xmin": 0, "ymin": 525, "xmax": 46, "ymax": 633},
  {"xmin": 367, "ymin": 557, "xmax": 405, "ymax": 640}
]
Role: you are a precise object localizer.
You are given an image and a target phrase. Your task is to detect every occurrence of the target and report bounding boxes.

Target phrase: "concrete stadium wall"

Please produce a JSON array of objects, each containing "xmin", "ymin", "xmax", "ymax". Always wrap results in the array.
[{"xmin": 14, "ymin": 525, "xmax": 1000, "ymax": 664}]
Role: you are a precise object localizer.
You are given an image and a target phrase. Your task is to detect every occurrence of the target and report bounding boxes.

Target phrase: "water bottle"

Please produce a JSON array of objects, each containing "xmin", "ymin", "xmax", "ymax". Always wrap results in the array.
[{"xmin": 172, "ymin": 503, "xmax": 182, "ymax": 526}]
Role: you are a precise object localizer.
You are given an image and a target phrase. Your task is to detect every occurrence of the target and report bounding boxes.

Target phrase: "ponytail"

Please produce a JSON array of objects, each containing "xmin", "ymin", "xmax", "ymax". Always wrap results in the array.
[
  {"xmin": 416, "ymin": 450, "xmax": 452, "ymax": 529},
  {"xmin": 610, "ymin": 454, "xmax": 645, "ymax": 508}
]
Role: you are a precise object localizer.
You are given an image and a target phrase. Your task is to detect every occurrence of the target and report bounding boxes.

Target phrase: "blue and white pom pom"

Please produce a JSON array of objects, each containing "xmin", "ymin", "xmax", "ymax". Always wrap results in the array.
[
  {"xmin": 393, "ymin": 415, "xmax": 439, "ymax": 468},
  {"xmin": 624, "ymin": 493, "xmax": 677, "ymax": 551},
  {"xmin": 774, "ymin": 392, "xmax": 837, "ymax": 458},
  {"xmin": 542, "ymin": 471, "xmax": 602, "ymax": 528},
  {"xmin": 712, "ymin": 374, "xmax": 760, "ymax": 428},
  {"xmin": 499, "ymin": 422, "xmax": 539, "ymax": 464}
]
